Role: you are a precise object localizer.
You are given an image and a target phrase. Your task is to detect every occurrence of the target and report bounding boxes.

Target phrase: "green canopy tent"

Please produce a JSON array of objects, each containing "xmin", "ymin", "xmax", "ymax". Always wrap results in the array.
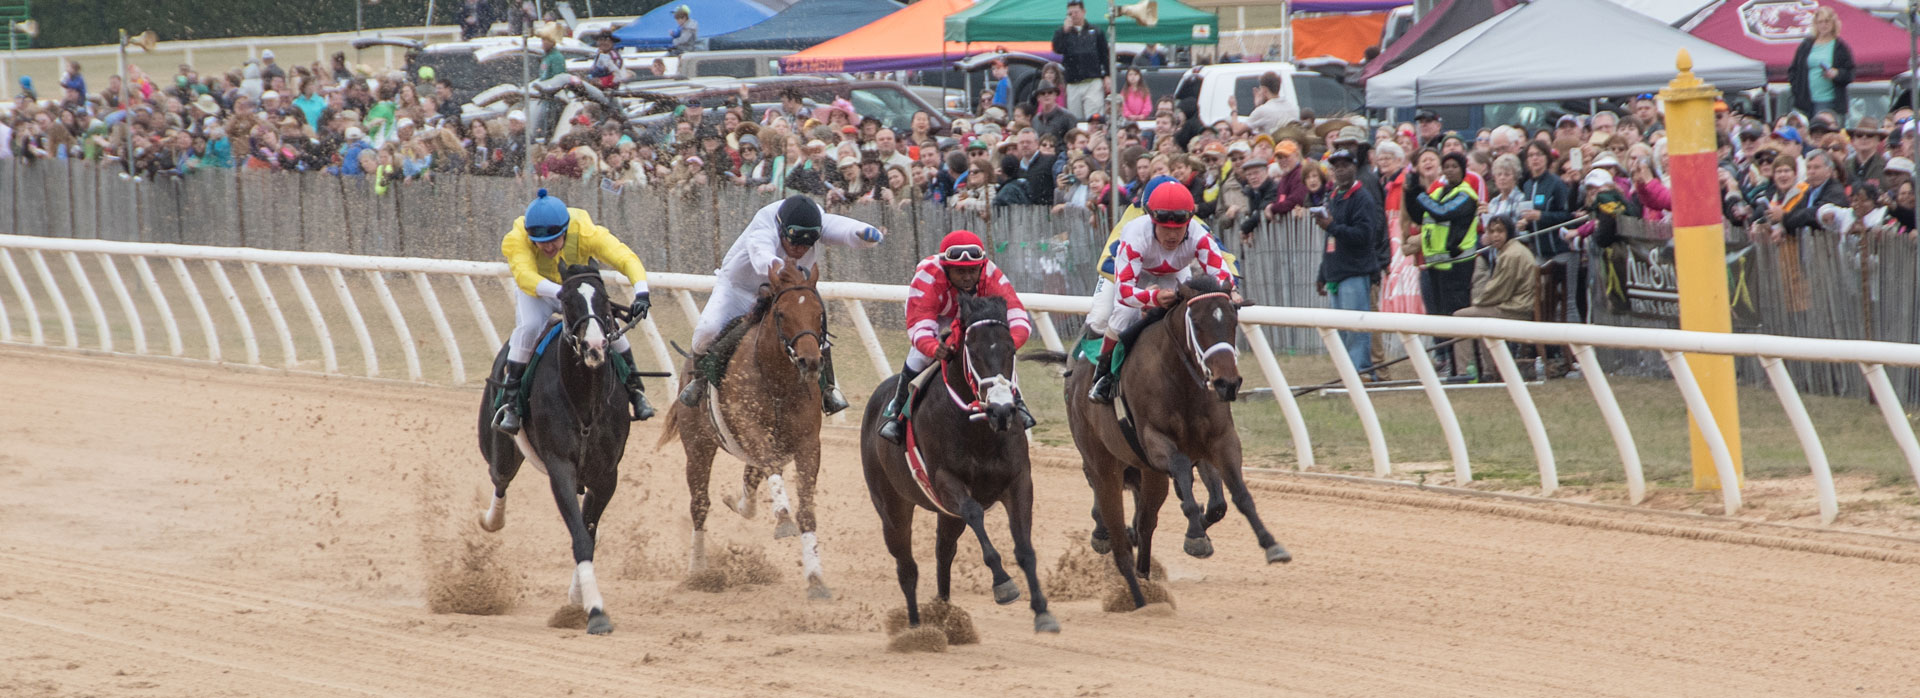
[{"xmin": 943, "ymin": 0, "xmax": 1219, "ymax": 45}]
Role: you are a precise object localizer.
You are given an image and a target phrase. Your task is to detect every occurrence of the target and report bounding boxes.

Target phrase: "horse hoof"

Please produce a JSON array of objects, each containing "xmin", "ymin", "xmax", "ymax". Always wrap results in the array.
[
  {"xmin": 1184, "ymin": 536, "xmax": 1214, "ymax": 559},
  {"xmin": 1265, "ymin": 543, "xmax": 1293, "ymax": 564},
  {"xmin": 807, "ymin": 581, "xmax": 834, "ymax": 601},
  {"xmin": 992, "ymin": 580, "xmax": 1021, "ymax": 605},
  {"xmin": 477, "ymin": 510, "xmax": 504, "ymax": 533},
  {"xmin": 726, "ymin": 498, "xmax": 755, "ymax": 519},
  {"xmin": 586, "ymin": 608, "xmax": 613, "ymax": 636},
  {"xmin": 1089, "ymin": 535, "xmax": 1111, "ymax": 555},
  {"xmin": 773, "ymin": 518, "xmax": 800, "ymax": 539},
  {"xmin": 1034, "ymin": 612, "xmax": 1061, "ymax": 634}
]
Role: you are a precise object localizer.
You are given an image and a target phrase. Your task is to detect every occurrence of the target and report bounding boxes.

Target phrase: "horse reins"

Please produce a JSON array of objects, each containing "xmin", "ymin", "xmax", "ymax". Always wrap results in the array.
[
  {"xmin": 1180, "ymin": 291, "xmax": 1239, "ymax": 388},
  {"xmin": 942, "ymin": 317, "xmax": 1016, "ymax": 420}
]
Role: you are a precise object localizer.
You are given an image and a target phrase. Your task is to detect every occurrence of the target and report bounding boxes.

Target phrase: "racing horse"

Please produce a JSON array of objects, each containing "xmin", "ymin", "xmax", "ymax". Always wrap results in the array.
[
  {"xmin": 657, "ymin": 261, "xmax": 835, "ymax": 599},
  {"xmin": 1046, "ymin": 277, "xmax": 1291, "ymax": 610},
  {"xmin": 859, "ymin": 295, "xmax": 1060, "ymax": 635},
  {"xmin": 476, "ymin": 264, "xmax": 636, "ymax": 635}
]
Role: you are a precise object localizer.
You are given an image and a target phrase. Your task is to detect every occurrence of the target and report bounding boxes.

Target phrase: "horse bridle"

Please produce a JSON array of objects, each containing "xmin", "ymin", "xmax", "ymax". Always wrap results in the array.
[
  {"xmin": 561, "ymin": 273, "xmax": 644, "ymax": 357},
  {"xmin": 768, "ymin": 284, "xmax": 831, "ymax": 366},
  {"xmin": 944, "ymin": 317, "xmax": 1016, "ymax": 420},
  {"xmin": 1179, "ymin": 291, "xmax": 1240, "ymax": 387}
]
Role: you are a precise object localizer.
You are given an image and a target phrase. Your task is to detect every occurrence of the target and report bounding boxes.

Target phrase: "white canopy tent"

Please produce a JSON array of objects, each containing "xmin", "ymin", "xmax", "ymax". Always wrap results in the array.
[{"xmin": 1366, "ymin": 0, "xmax": 1767, "ymax": 108}]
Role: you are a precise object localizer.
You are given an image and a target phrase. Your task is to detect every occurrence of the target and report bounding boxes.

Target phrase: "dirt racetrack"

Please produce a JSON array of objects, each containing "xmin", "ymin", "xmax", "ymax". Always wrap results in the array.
[{"xmin": 3, "ymin": 348, "xmax": 1919, "ymax": 697}]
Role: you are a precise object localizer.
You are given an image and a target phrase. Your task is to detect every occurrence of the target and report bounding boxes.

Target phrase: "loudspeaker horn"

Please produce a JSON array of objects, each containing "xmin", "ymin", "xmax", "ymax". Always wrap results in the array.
[
  {"xmin": 12, "ymin": 19, "xmax": 37, "ymax": 38},
  {"xmin": 1117, "ymin": 0, "xmax": 1157, "ymax": 28},
  {"xmin": 131, "ymin": 30, "xmax": 158, "ymax": 52}
]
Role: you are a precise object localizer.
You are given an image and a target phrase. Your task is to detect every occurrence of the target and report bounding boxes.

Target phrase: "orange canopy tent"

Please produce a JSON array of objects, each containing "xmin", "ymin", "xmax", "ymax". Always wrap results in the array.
[
  {"xmin": 782, "ymin": 0, "xmax": 1055, "ymax": 74},
  {"xmin": 1290, "ymin": 13, "xmax": 1390, "ymax": 63}
]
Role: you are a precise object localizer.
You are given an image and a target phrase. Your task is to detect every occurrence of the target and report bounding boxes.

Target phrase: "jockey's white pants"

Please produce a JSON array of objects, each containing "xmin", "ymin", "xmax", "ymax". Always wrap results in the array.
[
  {"xmin": 689, "ymin": 283, "xmax": 762, "ymax": 355},
  {"xmin": 904, "ymin": 344, "xmax": 935, "ymax": 373},
  {"xmin": 1101, "ymin": 270, "xmax": 1188, "ymax": 340},
  {"xmin": 507, "ymin": 292, "xmax": 630, "ymax": 364}
]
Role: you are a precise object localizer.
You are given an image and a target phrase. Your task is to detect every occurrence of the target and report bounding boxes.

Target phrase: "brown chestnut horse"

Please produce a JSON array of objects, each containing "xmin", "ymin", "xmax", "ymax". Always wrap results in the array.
[{"xmin": 656, "ymin": 262, "xmax": 834, "ymax": 599}]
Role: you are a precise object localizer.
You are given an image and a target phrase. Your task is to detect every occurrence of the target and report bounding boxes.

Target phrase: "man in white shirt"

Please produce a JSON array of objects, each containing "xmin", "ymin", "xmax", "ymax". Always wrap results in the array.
[{"xmin": 1242, "ymin": 70, "xmax": 1298, "ymax": 135}]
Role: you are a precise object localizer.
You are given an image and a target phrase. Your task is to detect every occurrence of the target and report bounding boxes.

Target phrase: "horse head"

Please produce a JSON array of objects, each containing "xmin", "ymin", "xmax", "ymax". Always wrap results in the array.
[
  {"xmin": 1174, "ymin": 278, "xmax": 1242, "ymax": 402},
  {"xmin": 956, "ymin": 294, "xmax": 1017, "ymax": 432},
  {"xmin": 765, "ymin": 259, "xmax": 828, "ymax": 378},
  {"xmin": 560, "ymin": 263, "xmax": 611, "ymax": 369}
]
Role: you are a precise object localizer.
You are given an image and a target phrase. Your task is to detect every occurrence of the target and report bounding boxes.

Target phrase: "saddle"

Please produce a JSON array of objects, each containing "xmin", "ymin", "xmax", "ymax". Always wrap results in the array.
[
  {"xmin": 1072, "ymin": 305, "xmax": 1171, "ymax": 374},
  {"xmin": 692, "ymin": 314, "xmax": 756, "ymax": 389},
  {"xmin": 493, "ymin": 319, "xmax": 636, "ymax": 416}
]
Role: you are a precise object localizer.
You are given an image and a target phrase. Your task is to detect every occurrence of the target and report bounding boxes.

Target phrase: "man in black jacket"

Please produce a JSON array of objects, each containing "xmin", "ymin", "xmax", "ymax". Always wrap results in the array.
[
  {"xmin": 1031, "ymin": 81, "xmax": 1079, "ymax": 144},
  {"xmin": 1314, "ymin": 149, "xmax": 1385, "ymax": 375},
  {"xmin": 1053, "ymin": 0, "xmax": 1109, "ymax": 122}
]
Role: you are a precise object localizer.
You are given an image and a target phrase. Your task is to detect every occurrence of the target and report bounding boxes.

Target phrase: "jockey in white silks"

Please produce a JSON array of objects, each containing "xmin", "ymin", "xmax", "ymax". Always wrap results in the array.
[
  {"xmin": 677, "ymin": 195, "xmax": 885, "ymax": 413},
  {"xmin": 1086, "ymin": 181, "xmax": 1238, "ymax": 404}
]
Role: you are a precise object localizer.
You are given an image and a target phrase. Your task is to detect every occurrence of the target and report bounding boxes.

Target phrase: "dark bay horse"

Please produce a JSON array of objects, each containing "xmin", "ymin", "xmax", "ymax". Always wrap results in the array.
[
  {"xmin": 657, "ymin": 262, "xmax": 834, "ymax": 599},
  {"xmin": 1049, "ymin": 277, "xmax": 1291, "ymax": 610},
  {"xmin": 476, "ymin": 264, "xmax": 633, "ymax": 635},
  {"xmin": 859, "ymin": 295, "xmax": 1059, "ymax": 635}
]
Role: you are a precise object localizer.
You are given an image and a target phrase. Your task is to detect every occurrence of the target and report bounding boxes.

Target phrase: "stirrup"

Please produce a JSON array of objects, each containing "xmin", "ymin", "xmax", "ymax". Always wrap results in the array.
[
  {"xmin": 629, "ymin": 390, "xmax": 656, "ymax": 421},
  {"xmin": 677, "ymin": 377, "xmax": 707, "ymax": 407},
  {"xmin": 878, "ymin": 415, "xmax": 905, "ymax": 445},
  {"xmin": 1015, "ymin": 397, "xmax": 1037, "ymax": 429},
  {"xmin": 1088, "ymin": 374, "xmax": 1117, "ymax": 405},
  {"xmin": 822, "ymin": 385, "xmax": 850, "ymax": 415},
  {"xmin": 493, "ymin": 404, "xmax": 522, "ymax": 436}
]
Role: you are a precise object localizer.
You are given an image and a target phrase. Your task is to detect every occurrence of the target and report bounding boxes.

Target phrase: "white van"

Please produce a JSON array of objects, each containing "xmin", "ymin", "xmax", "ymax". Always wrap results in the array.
[{"xmin": 1187, "ymin": 61, "xmax": 1365, "ymax": 127}]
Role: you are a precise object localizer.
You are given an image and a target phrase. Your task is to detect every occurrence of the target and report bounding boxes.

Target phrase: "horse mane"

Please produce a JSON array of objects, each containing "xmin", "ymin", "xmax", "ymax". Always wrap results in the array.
[
  {"xmin": 958, "ymin": 294, "xmax": 1008, "ymax": 327},
  {"xmin": 747, "ymin": 292, "xmax": 777, "ymax": 324},
  {"xmin": 1182, "ymin": 275, "xmax": 1230, "ymax": 297}
]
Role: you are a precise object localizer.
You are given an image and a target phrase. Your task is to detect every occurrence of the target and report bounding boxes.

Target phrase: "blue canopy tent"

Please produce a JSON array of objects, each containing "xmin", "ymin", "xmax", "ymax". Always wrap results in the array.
[
  {"xmin": 612, "ymin": 0, "xmax": 795, "ymax": 50},
  {"xmin": 709, "ymin": 0, "xmax": 905, "ymax": 51}
]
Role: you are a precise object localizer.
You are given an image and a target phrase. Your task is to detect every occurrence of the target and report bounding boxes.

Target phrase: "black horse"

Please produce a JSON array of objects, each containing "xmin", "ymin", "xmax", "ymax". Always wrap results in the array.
[
  {"xmin": 476, "ymin": 264, "xmax": 633, "ymax": 635},
  {"xmin": 859, "ymin": 295, "xmax": 1059, "ymax": 635}
]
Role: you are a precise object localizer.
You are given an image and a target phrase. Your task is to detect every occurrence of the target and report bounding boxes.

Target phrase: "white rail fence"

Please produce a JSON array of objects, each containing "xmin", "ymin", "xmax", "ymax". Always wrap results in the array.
[{"xmin": 2, "ymin": 233, "xmax": 1918, "ymax": 526}]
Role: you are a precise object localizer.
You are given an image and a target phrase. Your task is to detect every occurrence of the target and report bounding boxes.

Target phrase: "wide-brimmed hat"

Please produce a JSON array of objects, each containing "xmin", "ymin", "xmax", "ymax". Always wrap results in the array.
[{"xmin": 192, "ymin": 94, "xmax": 220, "ymax": 113}]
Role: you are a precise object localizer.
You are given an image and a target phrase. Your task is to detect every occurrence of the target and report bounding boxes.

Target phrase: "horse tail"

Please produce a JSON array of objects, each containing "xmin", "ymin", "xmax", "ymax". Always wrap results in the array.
[
  {"xmin": 1020, "ymin": 350, "xmax": 1070, "ymax": 365},
  {"xmin": 654, "ymin": 400, "xmax": 683, "ymax": 447}
]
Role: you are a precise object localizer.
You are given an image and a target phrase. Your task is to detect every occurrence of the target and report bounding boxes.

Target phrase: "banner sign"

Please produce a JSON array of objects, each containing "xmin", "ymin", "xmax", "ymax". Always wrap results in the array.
[{"xmin": 1601, "ymin": 228, "xmax": 1760, "ymax": 329}]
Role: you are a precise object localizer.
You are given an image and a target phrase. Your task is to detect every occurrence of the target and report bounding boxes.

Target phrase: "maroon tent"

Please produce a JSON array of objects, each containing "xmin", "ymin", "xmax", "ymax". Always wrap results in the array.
[
  {"xmin": 1360, "ymin": 0, "xmax": 1521, "ymax": 83},
  {"xmin": 1679, "ymin": 0, "xmax": 1920, "ymax": 82}
]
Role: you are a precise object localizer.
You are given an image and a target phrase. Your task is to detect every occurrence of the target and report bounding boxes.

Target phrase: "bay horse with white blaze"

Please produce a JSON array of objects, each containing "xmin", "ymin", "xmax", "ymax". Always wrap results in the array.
[
  {"xmin": 657, "ymin": 262, "xmax": 835, "ymax": 599},
  {"xmin": 476, "ymin": 264, "xmax": 634, "ymax": 635},
  {"xmin": 1044, "ymin": 277, "xmax": 1291, "ymax": 610},
  {"xmin": 860, "ymin": 295, "xmax": 1060, "ymax": 634}
]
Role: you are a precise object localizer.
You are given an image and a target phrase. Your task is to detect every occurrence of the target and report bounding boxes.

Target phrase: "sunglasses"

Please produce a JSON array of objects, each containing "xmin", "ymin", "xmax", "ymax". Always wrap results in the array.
[
  {"xmin": 1150, "ymin": 209, "xmax": 1192, "ymax": 226},
  {"xmin": 941, "ymin": 244, "xmax": 986, "ymax": 263},
  {"xmin": 526, "ymin": 225, "xmax": 567, "ymax": 243},
  {"xmin": 782, "ymin": 225, "xmax": 821, "ymax": 245}
]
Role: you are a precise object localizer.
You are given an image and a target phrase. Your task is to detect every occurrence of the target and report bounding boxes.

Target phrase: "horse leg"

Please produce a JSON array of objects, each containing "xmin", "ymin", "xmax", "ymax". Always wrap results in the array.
[
  {"xmin": 793, "ymin": 442, "xmax": 831, "ymax": 600},
  {"xmin": 1088, "ymin": 505, "xmax": 1111, "ymax": 554},
  {"xmin": 933, "ymin": 513, "xmax": 965, "ymax": 602},
  {"xmin": 1215, "ymin": 442, "xmax": 1292, "ymax": 564},
  {"xmin": 768, "ymin": 466, "xmax": 799, "ymax": 539},
  {"xmin": 727, "ymin": 461, "xmax": 762, "ymax": 520},
  {"xmin": 957, "ymin": 497, "xmax": 1018, "ymax": 605},
  {"xmin": 881, "ymin": 498, "xmax": 921, "ymax": 629},
  {"xmin": 1088, "ymin": 459, "xmax": 1147, "ymax": 610},
  {"xmin": 1198, "ymin": 462, "xmax": 1228, "ymax": 530},
  {"xmin": 1148, "ymin": 433, "xmax": 1213, "ymax": 558},
  {"xmin": 1133, "ymin": 471, "xmax": 1170, "ymax": 579},
  {"xmin": 480, "ymin": 450, "xmax": 522, "ymax": 533},
  {"xmin": 1003, "ymin": 473, "xmax": 1060, "ymax": 633},
  {"xmin": 546, "ymin": 460, "xmax": 612, "ymax": 635},
  {"xmin": 684, "ymin": 441, "xmax": 717, "ymax": 574}
]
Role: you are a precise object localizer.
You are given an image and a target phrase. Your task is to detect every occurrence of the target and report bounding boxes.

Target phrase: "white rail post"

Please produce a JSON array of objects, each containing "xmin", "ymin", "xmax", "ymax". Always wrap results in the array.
[
  {"xmin": 1032, "ymin": 310, "xmax": 1066, "ymax": 353},
  {"xmin": 0, "ymin": 249, "xmax": 42, "ymax": 345},
  {"xmin": 1400, "ymin": 332, "xmax": 1470, "ymax": 483},
  {"xmin": 0, "ymin": 268, "xmax": 11, "ymax": 342},
  {"xmin": 1318, "ymin": 327, "xmax": 1390, "ymax": 475},
  {"xmin": 1570, "ymin": 344, "xmax": 1645, "ymax": 505},
  {"xmin": 639, "ymin": 315, "xmax": 677, "ymax": 386},
  {"xmin": 286, "ymin": 266, "xmax": 339, "ymax": 374},
  {"xmin": 844, "ymin": 299, "xmax": 892, "ymax": 378},
  {"xmin": 366, "ymin": 270, "xmax": 423, "ymax": 382},
  {"xmin": 166, "ymin": 257, "xmax": 222, "ymax": 362},
  {"xmin": 1861, "ymin": 363, "xmax": 1920, "ymax": 491},
  {"xmin": 243, "ymin": 262, "xmax": 298, "ymax": 369},
  {"xmin": 96, "ymin": 254, "xmax": 147, "ymax": 355},
  {"xmin": 456, "ymin": 275, "xmax": 503, "ymax": 351},
  {"xmin": 27, "ymin": 250, "xmax": 77, "ymax": 348},
  {"xmin": 674, "ymin": 289, "xmax": 701, "ymax": 328},
  {"xmin": 132, "ymin": 257, "xmax": 183, "ymax": 356},
  {"xmin": 1483, "ymin": 338, "xmax": 1557, "ymax": 495},
  {"xmin": 327, "ymin": 267, "xmax": 380, "ymax": 378},
  {"xmin": 411, "ymin": 272, "xmax": 466, "ymax": 385},
  {"xmin": 1761, "ymin": 357, "xmax": 1836, "ymax": 525},
  {"xmin": 60, "ymin": 252, "xmax": 112, "ymax": 352},
  {"xmin": 1661, "ymin": 350, "xmax": 1742, "ymax": 515},
  {"xmin": 1241, "ymin": 324, "xmax": 1313, "ymax": 470},
  {"xmin": 205, "ymin": 261, "xmax": 261, "ymax": 366}
]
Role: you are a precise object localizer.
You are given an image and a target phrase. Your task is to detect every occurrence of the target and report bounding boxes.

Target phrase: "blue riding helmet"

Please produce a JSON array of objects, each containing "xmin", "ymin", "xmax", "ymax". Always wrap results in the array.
[{"xmin": 524, "ymin": 188, "xmax": 570, "ymax": 242}]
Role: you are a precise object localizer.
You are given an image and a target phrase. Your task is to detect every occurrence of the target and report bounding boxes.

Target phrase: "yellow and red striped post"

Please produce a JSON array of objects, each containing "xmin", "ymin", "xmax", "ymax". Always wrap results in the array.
[{"xmin": 1659, "ymin": 50, "xmax": 1743, "ymax": 488}]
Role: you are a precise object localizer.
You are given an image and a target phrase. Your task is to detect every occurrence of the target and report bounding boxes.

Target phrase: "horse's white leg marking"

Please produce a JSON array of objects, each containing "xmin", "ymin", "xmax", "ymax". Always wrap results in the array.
[
  {"xmin": 767, "ymin": 474, "xmax": 792, "ymax": 517},
  {"xmin": 479, "ymin": 492, "xmax": 507, "ymax": 532},
  {"xmin": 690, "ymin": 529, "xmax": 708, "ymax": 573},
  {"xmin": 728, "ymin": 477, "xmax": 757, "ymax": 518},
  {"xmin": 800, "ymin": 531, "xmax": 824, "ymax": 584},
  {"xmin": 575, "ymin": 561, "xmax": 604, "ymax": 613},
  {"xmin": 569, "ymin": 565, "xmax": 583, "ymax": 605}
]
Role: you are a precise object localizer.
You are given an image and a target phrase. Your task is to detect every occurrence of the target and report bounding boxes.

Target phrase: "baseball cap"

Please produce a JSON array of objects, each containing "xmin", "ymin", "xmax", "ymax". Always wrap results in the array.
[
  {"xmin": 1555, "ymin": 114, "xmax": 1581, "ymax": 128},
  {"xmin": 261, "ymin": 90, "xmax": 280, "ymax": 101},
  {"xmin": 1415, "ymin": 109, "xmax": 1439, "ymax": 122},
  {"xmin": 1772, "ymin": 126, "xmax": 1802, "ymax": 144},
  {"xmin": 1583, "ymin": 169, "xmax": 1613, "ymax": 189},
  {"xmin": 1887, "ymin": 157, "xmax": 1915, "ymax": 175},
  {"xmin": 967, "ymin": 140, "xmax": 988, "ymax": 152},
  {"xmin": 261, "ymin": 49, "xmax": 275, "ymax": 60},
  {"xmin": 1325, "ymin": 148, "xmax": 1355, "ymax": 163},
  {"xmin": 508, "ymin": 109, "xmax": 525, "ymax": 122},
  {"xmin": 1275, "ymin": 140, "xmax": 1299, "ymax": 156},
  {"xmin": 739, "ymin": 134, "xmax": 761, "ymax": 149}
]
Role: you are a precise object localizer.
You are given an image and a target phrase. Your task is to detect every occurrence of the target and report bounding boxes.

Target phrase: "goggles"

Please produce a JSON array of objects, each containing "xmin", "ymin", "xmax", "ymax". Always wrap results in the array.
[
  {"xmin": 526, "ymin": 224, "xmax": 567, "ymax": 243},
  {"xmin": 781, "ymin": 224, "xmax": 822, "ymax": 246},
  {"xmin": 941, "ymin": 244, "xmax": 987, "ymax": 263},
  {"xmin": 1150, "ymin": 209, "xmax": 1192, "ymax": 226}
]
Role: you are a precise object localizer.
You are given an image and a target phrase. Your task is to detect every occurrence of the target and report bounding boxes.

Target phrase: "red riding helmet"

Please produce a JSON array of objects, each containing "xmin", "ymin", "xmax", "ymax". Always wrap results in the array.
[
  {"xmin": 1146, "ymin": 183, "xmax": 1196, "ymax": 227},
  {"xmin": 938, "ymin": 230, "xmax": 988, "ymax": 268}
]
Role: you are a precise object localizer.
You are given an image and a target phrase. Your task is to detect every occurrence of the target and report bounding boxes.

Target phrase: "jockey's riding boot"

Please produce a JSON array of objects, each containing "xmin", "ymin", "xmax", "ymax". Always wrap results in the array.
[
  {"xmin": 1014, "ymin": 392, "xmax": 1037, "ymax": 429},
  {"xmin": 877, "ymin": 366, "xmax": 913, "ymax": 445},
  {"xmin": 819, "ymin": 348, "xmax": 850, "ymax": 415},
  {"xmin": 677, "ymin": 352, "xmax": 709, "ymax": 407},
  {"xmin": 494, "ymin": 360, "xmax": 528, "ymax": 436},
  {"xmin": 618, "ymin": 349, "xmax": 655, "ymax": 421},
  {"xmin": 1087, "ymin": 352, "xmax": 1118, "ymax": 405}
]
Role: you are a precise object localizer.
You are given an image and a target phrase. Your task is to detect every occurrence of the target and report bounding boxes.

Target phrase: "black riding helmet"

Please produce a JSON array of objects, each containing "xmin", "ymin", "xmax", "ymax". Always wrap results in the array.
[{"xmin": 776, "ymin": 195, "xmax": 823, "ymax": 247}]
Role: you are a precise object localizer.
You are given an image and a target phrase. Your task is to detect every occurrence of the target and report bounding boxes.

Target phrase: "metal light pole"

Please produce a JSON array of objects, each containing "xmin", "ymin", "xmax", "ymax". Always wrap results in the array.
[
  {"xmin": 119, "ymin": 30, "xmax": 138, "ymax": 227},
  {"xmin": 1107, "ymin": 11, "xmax": 1123, "ymax": 216},
  {"xmin": 1909, "ymin": 0, "xmax": 1918, "ymax": 119},
  {"xmin": 521, "ymin": 21, "xmax": 531, "ymax": 178}
]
